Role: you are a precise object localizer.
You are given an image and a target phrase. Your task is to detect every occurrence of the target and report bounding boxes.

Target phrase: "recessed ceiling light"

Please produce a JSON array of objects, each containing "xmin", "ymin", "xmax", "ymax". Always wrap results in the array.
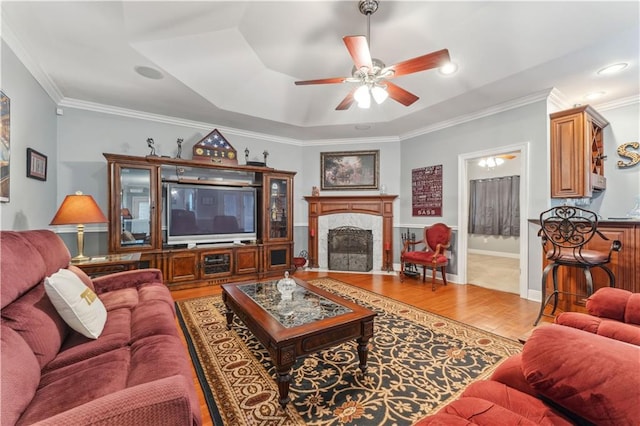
[
  {"xmin": 439, "ymin": 62, "xmax": 458, "ymax": 75},
  {"xmin": 584, "ymin": 91, "xmax": 606, "ymax": 100},
  {"xmin": 135, "ymin": 65, "xmax": 164, "ymax": 80},
  {"xmin": 355, "ymin": 124, "xmax": 371, "ymax": 130},
  {"xmin": 597, "ymin": 63, "xmax": 628, "ymax": 75}
]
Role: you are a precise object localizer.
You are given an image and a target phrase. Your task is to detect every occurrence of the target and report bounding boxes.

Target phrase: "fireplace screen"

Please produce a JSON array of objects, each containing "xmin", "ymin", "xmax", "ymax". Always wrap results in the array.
[{"xmin": 328, "ymin": 226, "xmax": 373, "ymax": 272}]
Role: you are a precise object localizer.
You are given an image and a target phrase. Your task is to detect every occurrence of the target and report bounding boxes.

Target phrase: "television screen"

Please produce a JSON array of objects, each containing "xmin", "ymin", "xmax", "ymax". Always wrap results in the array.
[{"xmin": 166, "ymin": 183, "xmax": 257, "ymax": 245}]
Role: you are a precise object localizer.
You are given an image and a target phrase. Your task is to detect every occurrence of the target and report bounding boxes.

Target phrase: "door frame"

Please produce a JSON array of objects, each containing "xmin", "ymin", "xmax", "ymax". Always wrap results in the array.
[{"xmin": 457, "ymin": 142, "xmax": 530, "ymax": 298}]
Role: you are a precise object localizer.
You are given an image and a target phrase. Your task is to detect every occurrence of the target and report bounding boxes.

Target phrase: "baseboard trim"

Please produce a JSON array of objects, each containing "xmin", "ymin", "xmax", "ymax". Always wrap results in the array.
[{"xmin": 468, "ymin": 249, "xmax": 519, "ymax": 259}]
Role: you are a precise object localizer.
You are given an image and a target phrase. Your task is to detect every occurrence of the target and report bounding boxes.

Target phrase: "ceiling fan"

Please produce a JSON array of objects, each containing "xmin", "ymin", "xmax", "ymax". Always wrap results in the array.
[{"xmin": 294, "ymin": 0, "xmax": 451, "ymax": 110}]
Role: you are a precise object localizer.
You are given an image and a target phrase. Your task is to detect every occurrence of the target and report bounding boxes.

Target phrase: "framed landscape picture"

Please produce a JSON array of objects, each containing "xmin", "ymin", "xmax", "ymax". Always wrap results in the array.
[{"xmin": 321, "ymin": 150, "xmax": 379, "ymax": 190}]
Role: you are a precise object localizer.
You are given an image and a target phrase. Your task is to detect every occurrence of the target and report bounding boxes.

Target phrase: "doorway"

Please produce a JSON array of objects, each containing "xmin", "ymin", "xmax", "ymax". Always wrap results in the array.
[{"xmin": 457, "ymin": 142, "xmax": 529, "ymax": 298}]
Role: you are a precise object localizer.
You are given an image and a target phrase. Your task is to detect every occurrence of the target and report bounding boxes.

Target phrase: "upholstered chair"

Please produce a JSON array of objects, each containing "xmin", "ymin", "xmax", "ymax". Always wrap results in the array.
[{"xmin": 400, "ymin": 223, "xmax": 451, "ymax": 291}]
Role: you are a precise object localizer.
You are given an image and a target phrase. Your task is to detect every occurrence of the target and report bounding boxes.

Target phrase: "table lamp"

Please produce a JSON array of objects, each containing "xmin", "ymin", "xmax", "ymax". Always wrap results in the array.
[{"xmin": 50, "ymin": 191, "xmax": 108, "ymax": 261}]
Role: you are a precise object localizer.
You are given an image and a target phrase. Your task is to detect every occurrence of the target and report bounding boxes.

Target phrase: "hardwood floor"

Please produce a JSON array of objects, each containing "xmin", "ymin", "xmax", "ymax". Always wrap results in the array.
[{"xmin": 172, "ymin": 271, "xmax": 552, "ymax": 426}]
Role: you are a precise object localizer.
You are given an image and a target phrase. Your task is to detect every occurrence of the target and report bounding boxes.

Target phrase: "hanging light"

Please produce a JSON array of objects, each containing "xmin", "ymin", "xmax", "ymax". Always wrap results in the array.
[
  {"xmin": 354, "ymin": 84, "xmax": 371, "ymax": 108},
  {"xmin": 478, "ymin": 156, "xmax": 504, "ymax": 169},
  {"xmin": 371, "ymin": 84, "xmax": 388, "ymax": 104}
]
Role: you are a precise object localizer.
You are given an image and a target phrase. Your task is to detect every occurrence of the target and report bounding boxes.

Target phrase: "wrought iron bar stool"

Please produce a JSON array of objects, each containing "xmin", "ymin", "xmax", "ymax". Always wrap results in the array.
[{"xmin": 534, "ymin": 206, "xmax": 622, "ymax": 325}]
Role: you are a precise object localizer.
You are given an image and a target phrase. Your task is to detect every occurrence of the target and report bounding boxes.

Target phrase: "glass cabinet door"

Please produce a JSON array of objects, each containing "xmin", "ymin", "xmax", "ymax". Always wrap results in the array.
[
  {"xmin": 116, "ymin": 165, "xmax": 156, "ymax": 250},
  {"xmin": 267, "ymin": 176, "xmax": 290, "ymax": 240}
]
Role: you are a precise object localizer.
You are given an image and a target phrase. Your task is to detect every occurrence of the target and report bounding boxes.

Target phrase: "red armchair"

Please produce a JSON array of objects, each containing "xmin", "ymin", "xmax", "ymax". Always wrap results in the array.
[{"xmin": 400, "ymin": 223, "xmax": 451, "ymax": 291}]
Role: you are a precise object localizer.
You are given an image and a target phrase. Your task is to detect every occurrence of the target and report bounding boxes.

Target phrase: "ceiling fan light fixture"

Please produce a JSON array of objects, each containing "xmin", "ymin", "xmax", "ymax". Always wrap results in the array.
[
  {"xmin": 371, "ymin": 85, "xmax": 388, "ymax": 104},
  {"xmin": 439, "ymin": 62, "xmax": 458, "ymax": 75},
  {"xmin": 354, "ymin": 84, "xmax": 372, "ymax": 108}
]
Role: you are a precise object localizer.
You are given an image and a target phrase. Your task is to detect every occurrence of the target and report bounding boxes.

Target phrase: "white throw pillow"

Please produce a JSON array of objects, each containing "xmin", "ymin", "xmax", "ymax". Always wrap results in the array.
[{"xmin": 45, "ymin": 268, "xmax": 107, "ymax": 339}]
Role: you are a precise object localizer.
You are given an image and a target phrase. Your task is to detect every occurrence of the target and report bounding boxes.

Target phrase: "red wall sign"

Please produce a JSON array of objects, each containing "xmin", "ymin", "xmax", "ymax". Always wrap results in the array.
[{"xmin": 412, "ymin": 165, "xmax": 443, "ymax": 216}]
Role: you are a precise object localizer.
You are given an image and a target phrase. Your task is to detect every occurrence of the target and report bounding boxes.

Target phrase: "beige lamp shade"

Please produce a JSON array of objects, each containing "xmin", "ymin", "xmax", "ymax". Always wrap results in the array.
[{"xmin": 50, "ymin": 192, "xmax": 108, "ymax": 225}]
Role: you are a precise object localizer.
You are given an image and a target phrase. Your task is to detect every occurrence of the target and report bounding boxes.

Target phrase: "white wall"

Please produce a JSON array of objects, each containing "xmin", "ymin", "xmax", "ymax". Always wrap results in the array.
[
  {"xmin": 0, "ymin": 41, "xmax": 57, "ymax": 230},
  {"xmin": 590, "ymin": 102, "xmax": 640, "ymax": 218}
]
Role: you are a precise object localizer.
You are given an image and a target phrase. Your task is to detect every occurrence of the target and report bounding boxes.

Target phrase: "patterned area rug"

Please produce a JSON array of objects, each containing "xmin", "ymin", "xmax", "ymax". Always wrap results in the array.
[{"xmin": 176, "ymin": 278, "xmax": 522, "ymax": 425}]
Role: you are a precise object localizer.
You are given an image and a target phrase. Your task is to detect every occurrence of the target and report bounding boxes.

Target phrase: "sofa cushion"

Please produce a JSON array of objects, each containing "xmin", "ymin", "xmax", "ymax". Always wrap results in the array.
[
  {"xmin": 18, "ymin": 348, "xmax": 130, "ymax": 425},
  {"xmin": 1, "ymin": 285, "xmax": 69, "ymax": 368},
  {"xmin": 0, "ymin": 231, "xmax": 47, "ymax": 309},
  {"xmin": 45, "ymin": 268, "xmax": 107, "ymax": 339},
  {"xmin": 20, "ymin": 229, "xmax": 71, "ymax": 276},
  {"xmin": 522, "ymin": 324, "xmax": 640, "ymax": 426},
  {"xmin": 461, "ymin": 381, "xmax": 573, "ymax": 425},
  {"xmin": 489, "ymin": 353, "xmax": 538, "ymax": 397},
  {"xmin": 1, "ymin": 325, "xmax": 41, "ymax": 426},
  {"xmin": 555, "ymin": 311, "xmax": 640, "ymax": 345},
  {"xmin": 417, "ymin": 396, "xmax": 542, "ymax": 426},
  {"xmin": 44, "ymin": 308, "xmax": 132, "ymax": 372}
]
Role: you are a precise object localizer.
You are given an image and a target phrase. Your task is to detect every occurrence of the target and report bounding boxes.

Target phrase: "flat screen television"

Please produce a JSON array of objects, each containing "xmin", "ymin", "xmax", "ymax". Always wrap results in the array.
[{"xmin": 166, "ymin": 183, "xmax": 257, "ymax": 245}]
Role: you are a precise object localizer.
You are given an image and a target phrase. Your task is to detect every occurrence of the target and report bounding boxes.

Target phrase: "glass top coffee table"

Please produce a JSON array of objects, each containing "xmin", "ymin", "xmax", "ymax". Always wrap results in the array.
[{"xmin": 221, "ymin": 276, "xmax": 376, "ymax": 408}]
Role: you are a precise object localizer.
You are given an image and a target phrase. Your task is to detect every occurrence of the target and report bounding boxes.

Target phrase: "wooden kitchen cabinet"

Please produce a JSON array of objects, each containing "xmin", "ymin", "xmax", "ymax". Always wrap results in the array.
[{"xmin": 550, "ymin": 105, "xmax": 609, "ymax": 198}]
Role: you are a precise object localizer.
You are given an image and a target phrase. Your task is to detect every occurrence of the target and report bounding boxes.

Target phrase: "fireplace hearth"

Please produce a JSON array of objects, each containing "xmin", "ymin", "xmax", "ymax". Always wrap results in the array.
[{"xmin": 328, "ymin": 226, "xmax": 373, "ymax": 272}]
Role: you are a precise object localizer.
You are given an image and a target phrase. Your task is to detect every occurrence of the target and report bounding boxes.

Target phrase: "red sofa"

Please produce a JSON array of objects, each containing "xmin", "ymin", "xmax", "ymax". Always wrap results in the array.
[
  {"xmin": 417, "ymin": 293, "xmax": 640, "ymax": 425},
  {"xmin": 555, "ymin": 287, "xmax": 640, "ymax": 345},
  {"xmin": 1, "ymin": 230, "xmax": 201, "ymax": 425}
]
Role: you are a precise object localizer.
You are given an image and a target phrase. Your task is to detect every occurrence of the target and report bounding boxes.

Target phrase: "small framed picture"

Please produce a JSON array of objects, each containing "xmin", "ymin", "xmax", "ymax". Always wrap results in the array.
[{"xmin": 27, "ymin": 148, "xmax": 47, "ymax": 181}]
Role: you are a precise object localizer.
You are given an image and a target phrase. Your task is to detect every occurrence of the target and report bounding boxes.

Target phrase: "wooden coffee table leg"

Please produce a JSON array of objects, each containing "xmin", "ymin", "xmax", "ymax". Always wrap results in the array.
[
  {"xmin": 276, "ymin": 365, "xmax": 292, "ymax": 408},
  {"xmin": 357, "ymin": 319, "xmax": 374, "ymax": 373},
  {"xmin": 357, "ymin": 336, "xmax": 370, "ymax": 373},
  {"xmin": 224, "ymin": 309, "xmax": 234, "ymax": 330}
]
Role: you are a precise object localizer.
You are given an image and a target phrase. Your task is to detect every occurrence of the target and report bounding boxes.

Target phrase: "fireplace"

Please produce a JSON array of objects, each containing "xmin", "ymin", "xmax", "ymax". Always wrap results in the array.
[
  {"xmin": 328, "ymin": 226, "xmax": 373, "ymax": 272},
  {"xmin": 304, "ymin": 195, "xmax": 397, "ymax": 271}
]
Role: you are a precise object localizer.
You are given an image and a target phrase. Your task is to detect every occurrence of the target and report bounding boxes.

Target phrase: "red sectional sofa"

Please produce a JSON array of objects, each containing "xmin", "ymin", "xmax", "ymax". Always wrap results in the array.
[
  {"xmin": 555, "ymin": 287, "xmax": 640, "ymax": 345},
  {"xmin": 417, "ymin": 288, "xmax": 640, "ymax": 425},
  {"xmin": 1, "ymin": 230, "xmax": 201, "ymax": 425}
]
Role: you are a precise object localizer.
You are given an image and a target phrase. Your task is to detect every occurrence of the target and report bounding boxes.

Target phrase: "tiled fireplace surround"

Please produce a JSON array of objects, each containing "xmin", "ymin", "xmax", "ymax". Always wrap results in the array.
[{"xmin": 304, "ymin": 195, "xmax": 397, "ymax": 271}]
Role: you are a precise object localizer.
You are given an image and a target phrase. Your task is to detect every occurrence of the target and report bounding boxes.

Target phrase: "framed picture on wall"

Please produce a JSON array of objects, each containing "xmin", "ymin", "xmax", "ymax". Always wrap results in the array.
[
  {"xmin": 27, "ymin": 148, "xmax": 47, "ymax": 181},
  {"xmin": 320, "ymin": 150, "xmax": 379, "ymax": 190}
]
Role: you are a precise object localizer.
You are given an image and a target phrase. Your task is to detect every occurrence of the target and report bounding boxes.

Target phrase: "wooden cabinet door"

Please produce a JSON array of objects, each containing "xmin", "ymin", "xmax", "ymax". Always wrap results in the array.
[
  {"xmin": 550, "ymin": 112, "xmax": 589, "ymax": 198},
  {"xmin": 168, "ymin": 251, "xmax": 199, "ymax": 283},
  {"xmin": 236, "ymin": 247, "xmax": 259, "ymax": 275},
  {"xmin": 263, "ymin": 243, "xmax": 292, "ymax": 274}
]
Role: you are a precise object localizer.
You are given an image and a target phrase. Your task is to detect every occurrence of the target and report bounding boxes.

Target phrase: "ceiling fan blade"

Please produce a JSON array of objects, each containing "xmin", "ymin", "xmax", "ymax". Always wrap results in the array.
[
  {"xmin": 384, "ymin": 49, "xmax": 450, "ymax": 78},
  {"xmin": 335, "ymin": 87, "xmax": 357, "ymax": 110},
  {"xmin": 386, "ymin": 82, "xmax": 419, "ymax": 106},
  {"xmin": 295, "ymin": 77, "xmax": 348, "ymax": 85},
  {"xmin": 343, "ymin": 36, "xmax": 373, "ymax": 71}
]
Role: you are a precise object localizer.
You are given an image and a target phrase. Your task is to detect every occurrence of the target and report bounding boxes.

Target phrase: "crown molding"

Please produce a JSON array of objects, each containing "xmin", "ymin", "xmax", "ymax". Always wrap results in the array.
[
  {"xmin": 58, "ymin": 98, "xmax": 303, "ymax": 146},
  {"xmin": 1, "ymin": 12, "xmax": 64, "ymax": 103},
  {"xmin": 547, "ymin": 87, "xmax": 571, "ymax": 111},
  {"xmin": 399, "ymin": 88, "xmax": 554, "ymax": 141},
  {"xmin": 594, "ymin": 94, "xmax": 640, "ymax": 111}
]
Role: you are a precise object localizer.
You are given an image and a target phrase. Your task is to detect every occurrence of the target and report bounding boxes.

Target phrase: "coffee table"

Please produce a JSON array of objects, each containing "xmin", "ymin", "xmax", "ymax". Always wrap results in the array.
[{"xmin": 221, "ymin": 277, "xmax": 376, "ymax": 408}]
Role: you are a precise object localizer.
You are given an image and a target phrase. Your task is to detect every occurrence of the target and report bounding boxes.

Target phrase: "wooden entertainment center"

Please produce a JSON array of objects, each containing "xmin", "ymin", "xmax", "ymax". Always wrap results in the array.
[{"xmin": 103, "ymin": 153, "xmax": 295, "ymax": 289}]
